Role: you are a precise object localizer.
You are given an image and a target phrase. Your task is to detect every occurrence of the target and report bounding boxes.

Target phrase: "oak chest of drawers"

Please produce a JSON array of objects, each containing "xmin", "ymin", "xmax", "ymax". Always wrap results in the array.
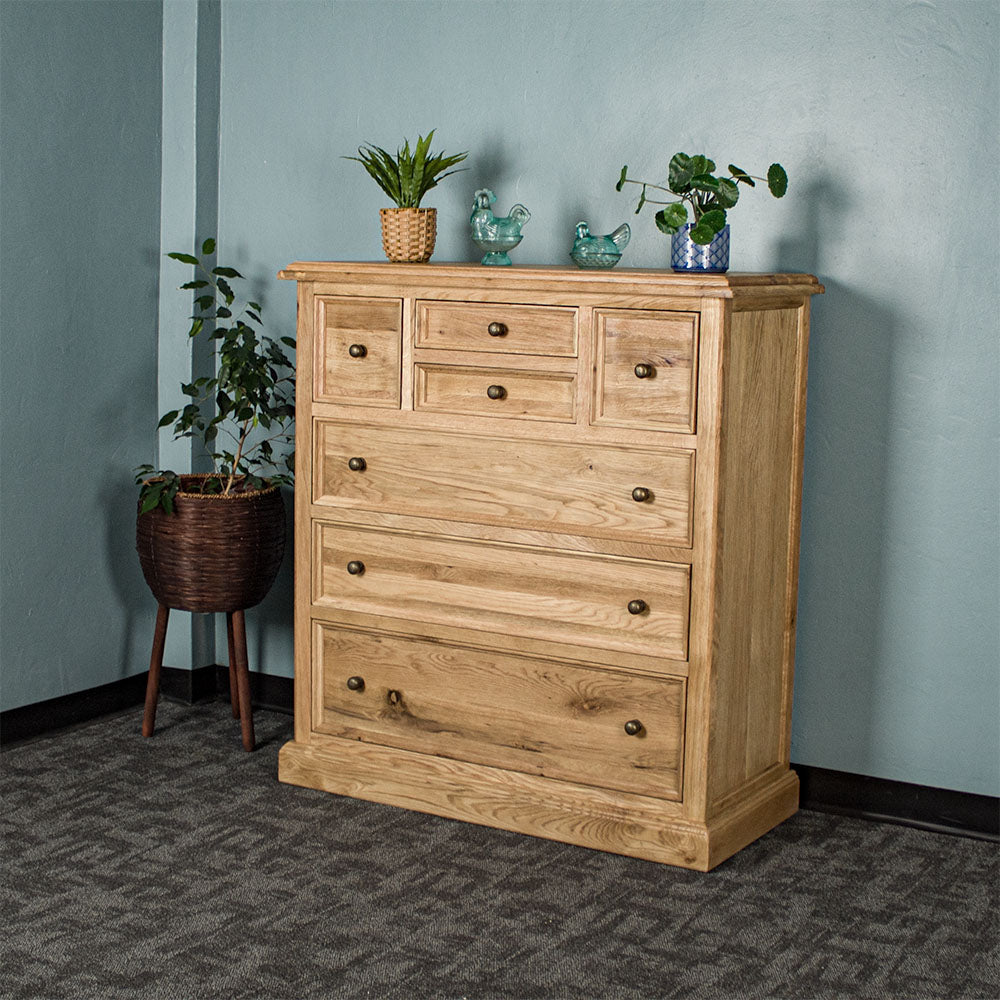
[{"xmin": 277, "ymin": 262, "xmax": 823, "ymax": 871}]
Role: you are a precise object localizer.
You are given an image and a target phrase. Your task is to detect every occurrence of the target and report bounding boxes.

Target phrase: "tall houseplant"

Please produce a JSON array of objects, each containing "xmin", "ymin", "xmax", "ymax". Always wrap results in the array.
[
  {"xmin": 135, "ymin": 239, "xmax": 295, "ymax": 751},
  {"xmin": 345, "ymin": 130, "xmax": 468, "ymax": 263},
  {"xmin": 617, "ymin": 153, "xmax": 787, "ymax": 272}
]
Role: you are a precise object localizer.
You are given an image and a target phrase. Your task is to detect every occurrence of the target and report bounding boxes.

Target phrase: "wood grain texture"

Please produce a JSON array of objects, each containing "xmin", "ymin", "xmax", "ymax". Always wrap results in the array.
[
  {"xmin": 415, "ymin": 363, "xmax": 576, "ymax": 422},
  {"xmin": 707, "ymin": 307, "xmax": 807, "ymax": 808},
  {"xmin": 313, "ymin": 419, "xmax": 695, "ymax": 548},
  {"xmin": 314, "ymin": 296, "xmax": 401, "ymax": 408},
  {"xmin": 416, "ymin": 300, "xmax": 578, "ymax": 356},
  {"xmin": 592, "ymin": 309, "xmax": 699, "ymax": 432},
  {"xmin": 314, "ymin": 623, "xmax": 685, "ymax": 798},
  {"xmin": 312, "ymin": 521, "xmax": 691, "ymax": 660},
  {"xmin": 277, "ymin": 262, "xmax": 823, "ymax": 869}
]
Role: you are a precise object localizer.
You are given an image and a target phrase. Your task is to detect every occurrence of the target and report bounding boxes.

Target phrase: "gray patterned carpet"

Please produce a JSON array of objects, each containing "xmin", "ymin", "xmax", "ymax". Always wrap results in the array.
[{"xmin": 1, "ymin": 700, "xmax": 997, "ymax": 1000}]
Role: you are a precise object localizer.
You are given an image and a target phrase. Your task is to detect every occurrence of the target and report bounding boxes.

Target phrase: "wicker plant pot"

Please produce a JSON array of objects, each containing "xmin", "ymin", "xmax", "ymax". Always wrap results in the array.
[
  {"xmin": 380, "ymin": 207, "xmax": 437, "ymax": 263},
  {"xmin": 135, "ymin": 475, "xmax": 285, "ymax": 613}
]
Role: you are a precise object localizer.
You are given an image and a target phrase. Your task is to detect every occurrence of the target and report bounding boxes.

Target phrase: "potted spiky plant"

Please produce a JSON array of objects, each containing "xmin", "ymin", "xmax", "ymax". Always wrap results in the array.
[
  {"xmin": 134, "ymin": 239, "xmax": 295, "ymax": 751},
  {"xmin": 345, "ymin": 130, "xmax": 468, "ymax": 262},
  {"xmin": 616, "ymin": 153, "xmax": 788, "ymax": 272}
]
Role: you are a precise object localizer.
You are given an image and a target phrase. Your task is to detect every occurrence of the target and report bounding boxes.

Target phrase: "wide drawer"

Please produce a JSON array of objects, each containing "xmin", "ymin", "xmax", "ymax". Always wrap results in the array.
[
  {"xmin": 314, "ymin": 296, "xmax": 401, "ymax": 407},
  {"xmin": 313, "ymin": 522, "xmax": 690, "ymax": 661},
  {"xmin": 415, "ymin": 363, "xmax": 576, "ymax": 422},
  {"xmin": 314, "ymin": 420, "xmax": 695, "ymax": 548},
  {"xmin": 592, "ymin": 309, "xmax": 699, "ymax": 432},
  {"xmin": 416, "ymin": 300, "xmax": 578, "ymax": 356},
  {"xmin": 313, "ymin": 623, "xmax": 685, "ymax": 800}
]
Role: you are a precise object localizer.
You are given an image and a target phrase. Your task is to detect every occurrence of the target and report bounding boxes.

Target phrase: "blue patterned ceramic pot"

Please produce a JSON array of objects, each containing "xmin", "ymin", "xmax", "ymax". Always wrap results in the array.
[{"xmin": 670, "ymin": 223, "xmax": 730, "ymax": 273}]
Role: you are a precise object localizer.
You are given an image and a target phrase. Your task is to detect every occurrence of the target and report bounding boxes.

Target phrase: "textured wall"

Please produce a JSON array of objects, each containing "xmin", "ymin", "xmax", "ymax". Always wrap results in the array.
[
  {"xmin": 0, "ymin": 1, "xmax": 164, "ymax": 708},
  {"xmin": 214, "ymin": 0, "xmax": 998, "ymax": 796}
]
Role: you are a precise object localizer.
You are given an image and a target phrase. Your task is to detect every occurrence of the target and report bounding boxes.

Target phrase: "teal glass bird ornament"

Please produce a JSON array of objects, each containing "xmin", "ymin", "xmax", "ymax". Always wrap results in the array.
[
  {"xmin": 470, "ymin": 189, "xmax": 530, "ymax": 265},
  {"xmin": 570, "ymin": 221, "xmax": 630, "ymax": 268}
]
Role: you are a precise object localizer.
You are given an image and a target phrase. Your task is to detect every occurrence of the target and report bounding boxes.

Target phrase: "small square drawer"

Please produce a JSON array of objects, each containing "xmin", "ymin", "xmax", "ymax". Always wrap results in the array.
[
  {"xmin": 416, "ymin": 300, "xmax": 578, "ymax": 357},
  {"xmin": 593, "ymin": 309, "xmax": 699, "ymax": 433},
  {"xmin": 314, "ymin": 296, "xmax": 401, "ymax": 407},
  {"xmin": 313, "ymin": 623, "xmax": 686, "ymax": 800},
  {"xmin": 415, "ymin": 363, "xmax": 576, "ymax": 422}
]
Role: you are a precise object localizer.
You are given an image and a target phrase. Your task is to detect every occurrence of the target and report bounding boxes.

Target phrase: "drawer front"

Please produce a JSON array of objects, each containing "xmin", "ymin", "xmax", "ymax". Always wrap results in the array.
[
  {"xmin": 314, "ymin": 420, "xmax": 695, "ymax": 548},
  {"xmin": 313, "ymin": 522, "xmax": 690, "ymax": 660},
  {"xmin": 416, "ymin": 300, "xmax": 578, "ymax": 357},
  {"xmin": 415, "ymin": 363, "xmax": 576, "ymax": 422},
  {"xmin": 314, "ymin": 623, "xmax": 685, "ymax": 799},
  {"xmin": 593, "ymin": 309, "xmax": 699, "ymax": 432},
  {"xmin": 315, "ymin": 296, "xmax": 401, "ymax": 407}
]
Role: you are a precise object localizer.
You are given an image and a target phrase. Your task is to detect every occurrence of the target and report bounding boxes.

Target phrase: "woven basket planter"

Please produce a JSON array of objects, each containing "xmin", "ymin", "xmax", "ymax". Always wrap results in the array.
[
  {"xmin": 380, "ymin": 207, "xmax": 437, "ymax": 263},
  {"xmin": 136, "ymin": 475, "xmax": 285, "ymax": 613}
]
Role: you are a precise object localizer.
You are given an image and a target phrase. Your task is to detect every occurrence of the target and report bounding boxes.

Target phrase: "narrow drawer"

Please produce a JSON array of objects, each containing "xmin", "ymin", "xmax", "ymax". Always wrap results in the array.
[
  {"xmin": 415, "ymin": 363, "xmax": 576, "ymax": 422},
  {"xmin": 314, "ymin": 296, "xmax": 401, "ymax": 407},
  {"xmin": 416, "ymin": 300, "xmax": 578, "ymax": 356},
  {"xmin": 313, "ymin": 522, "xmax": 690, "ymax": 661},
  {"xmin": 314, "ymin": 420, "xmax": 695, "ymax": 548},
  {"xmin": 314, "ymin": 623, "xmax": 685, "ymax": 800},
  {"xmin": 592, "ymin": 309, "xmax": 699, "ymax": 432}
]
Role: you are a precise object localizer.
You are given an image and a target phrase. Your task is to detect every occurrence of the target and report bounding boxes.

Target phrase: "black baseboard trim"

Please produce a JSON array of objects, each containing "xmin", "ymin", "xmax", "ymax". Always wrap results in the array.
[
  {"xmin": 1, "ymin": 665, "xmax": 294, "ymax": 749},
  {"xmin": 792, "ymin": 763, "xmax": 999, "ymax": 842},
  {"xmin": 4, "ymin": 679, "xmax": 995, "ymax": 842}
]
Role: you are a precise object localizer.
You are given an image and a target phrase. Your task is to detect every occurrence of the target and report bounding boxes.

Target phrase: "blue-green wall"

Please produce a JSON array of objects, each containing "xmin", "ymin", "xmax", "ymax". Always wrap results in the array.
[
  {"xmin": 215, "ymin": 0, "xmax": 999, "ymax": 796},
  {"xmin": 0, "ymin": 1, "xmax": 164, "ymax": 710},
  {"xmin": 2, "ymin": 0, "xmax": 996, "ymax": 799}
]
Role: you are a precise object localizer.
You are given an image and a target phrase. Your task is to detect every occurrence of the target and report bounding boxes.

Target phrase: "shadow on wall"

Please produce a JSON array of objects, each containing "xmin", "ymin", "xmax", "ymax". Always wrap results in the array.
[
  {"xmin": 774, "ymin": 176, "xmax": 896, "ymax": 773},
  {"xmin": 248, "ymin": 487, "xmax": 295, "ymax": 684}
]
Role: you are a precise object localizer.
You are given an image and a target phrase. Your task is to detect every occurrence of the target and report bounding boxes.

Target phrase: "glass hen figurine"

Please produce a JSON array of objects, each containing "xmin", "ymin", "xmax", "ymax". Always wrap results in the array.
[{"xmin": 470, "ymin": 189, "xmax": 530, "ymax": 265}]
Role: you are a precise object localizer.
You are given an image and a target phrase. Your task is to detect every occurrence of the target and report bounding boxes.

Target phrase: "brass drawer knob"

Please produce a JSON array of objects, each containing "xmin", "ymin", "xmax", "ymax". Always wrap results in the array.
[
  {"xmin": 631, "ymin": 486, "xmax": 651, "ymax": 503},
  {"xmin": 486, "ymin": 384, "xmax": 507, "ymax": 400},
  {"xmin": 627, "ymin": 599, "xmax": 647, "ymax": 615},
  {"xmin": 346, "ymin": 676, "xmax": 365, "ymax": 692},
  {"xmin": 633, "ymin": 363, "xmax": 655, "ymax": 379},
  {"xmin": 346, "ymin": 560, "xmax": 365, "ymax": 575},
  {"xmin": 348, "ymin": 343, "xmax": 367, "ymax": 358},
  {"xmin": 487, "ymin": 322, "xmax": 508, "ymax": 337},
  {"xmin": 624, "ymin": 719, "xmax": 644, "ymax": 736},
  {"xmin": 348, "ymin": 457, "xmax": 367, "ymax": 472}
]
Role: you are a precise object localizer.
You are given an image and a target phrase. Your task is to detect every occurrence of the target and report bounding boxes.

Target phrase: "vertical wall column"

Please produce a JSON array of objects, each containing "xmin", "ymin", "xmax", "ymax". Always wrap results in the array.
[{"xmin": 157, "ymin": 0, "xmax": 221, "ymax": 670}]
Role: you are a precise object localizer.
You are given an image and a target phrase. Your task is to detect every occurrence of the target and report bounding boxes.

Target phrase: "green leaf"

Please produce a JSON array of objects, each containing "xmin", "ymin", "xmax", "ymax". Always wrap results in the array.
[
  {"xmin": 246, "ymin": 310, "xmax": 261, "ymax": 324},
  {"xmin": 767, "ymin": 163, "xmax": 788, "ymax": 197},
  {"xmin": 636, "ymin": 185, "xmax": 647, "ymax": 213},
  {"xmin": 690, "ymin": 208, "xmax": 727, "ymax": 244},
  {"xmin": 188, "ymin": 318, "xmax": 203, "ymax": 338},
  {"xmin": 216, "ymin": 307, "xmax": 232, "ymax": 319},
  {"xmin": 249, "ymin": 301, "xmax": 261, "ymax": 311},
  {"xmin": 691, "ymin": 173, "xmax": 721, "ymax": 194},
  {"xmin": 195, "ymin": 294, "xmax": 215, "ymax": 310},
  {"xmin": 668, "ymin": 152, "xmax": 694, "ymax": 193},
  {"xmin": 616, "ymin": 165, "xmax": 628, "ymax": 192},
  {"xmin": 728, "ymin": 164, "xmax": 756, "ymax": 187},
  {"xmin": 167, "ymin": 252, "xmax": 199, "ymax": 265},
  {"xmin": 654, "ymin": 203, "xmax": 688, "ymax": 234},
  {"xmin": 216, "ymin": 278, "xmax": 234, "ymax": 305},
  {"xmin": 181, "ymin": 280, "xmax": 210, "ymax": 290},
  {"xmin": 716, "ymin": 176, "xmax": 740, "ymax": 208},
  {"xmin": 280, "ymin": 336, "xmax": 296, "ymax": 349},
  {"xmin": 212, "ymin": 266, "xmax": 243, "ymax": 278},
  {"xmin": 201, "ymin": 238, "xmax": 216, "ymax": 255},
  {"xmin": 157, "ymin": 409, "xmax": 179, "ymax": 428}
]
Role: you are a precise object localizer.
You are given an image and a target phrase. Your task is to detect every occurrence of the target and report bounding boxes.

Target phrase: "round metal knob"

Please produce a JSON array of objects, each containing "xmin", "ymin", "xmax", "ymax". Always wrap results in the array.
[
  {"xmin": 634, "ymin": 363, "xmax": 655, "ymax": 379},
  {"xmin": 346, "ymin": 560, "xmax": 365, "ymax": 576},
  {"xmin": 348, "ymin": 457, "xmax": 367, "ymax": 472},
  {"xmin": 487, "ymin": 322, "xmax": 508, "ymax": 337},
  {"xmin": 346, "ymin": 676, "xmax": 365, "ymax": 692},
  {"xmin": 486, "ymin": 384, "xmax": 507, "ymax": 400},
  {"xmin": 627, "ymin": 599, "xmax": 647, "ymax": 615},
  {"xmin": 624, "ymin": 719, "xmax": 644, "ymax": 736},
  {"xmin": 348, "ymin": 343, "xmax": 367, "ymax": 358},
  {"xmin": 631, "ymin": 487, "xmax": 651, "ymax": 503}
]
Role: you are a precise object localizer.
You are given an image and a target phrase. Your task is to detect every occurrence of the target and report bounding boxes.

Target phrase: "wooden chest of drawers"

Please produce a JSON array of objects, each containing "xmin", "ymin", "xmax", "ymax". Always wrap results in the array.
[{"xmin": 277, "ymin": 262, "xmax": 823, "ymax": 871}]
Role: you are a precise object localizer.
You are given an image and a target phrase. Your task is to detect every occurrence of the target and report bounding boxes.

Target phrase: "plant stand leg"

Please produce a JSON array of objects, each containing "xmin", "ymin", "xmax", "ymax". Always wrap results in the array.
[
  {"xmin": 142, "ymin": 604, "xmax": 170, "ymax": 738},
  {"xmin": 226, "ymin": 612, "xmax": 240, "ymax": 719},
  {"xmin": 231, "ymin": 610, "xmax": 255, "ymax": 751}
]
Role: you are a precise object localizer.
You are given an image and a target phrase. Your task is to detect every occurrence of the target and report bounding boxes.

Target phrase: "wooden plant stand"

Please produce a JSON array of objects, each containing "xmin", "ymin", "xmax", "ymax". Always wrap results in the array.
[{"xmin": 142, "ymin": 605, "xmax": 256, "ymax": 751}]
